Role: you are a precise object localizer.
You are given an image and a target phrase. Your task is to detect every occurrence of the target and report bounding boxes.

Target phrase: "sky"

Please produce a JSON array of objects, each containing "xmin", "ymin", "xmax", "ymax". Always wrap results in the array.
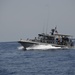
[{"xmin": 0, "ymin": 0, "xmax": 75, "ymax": 42}]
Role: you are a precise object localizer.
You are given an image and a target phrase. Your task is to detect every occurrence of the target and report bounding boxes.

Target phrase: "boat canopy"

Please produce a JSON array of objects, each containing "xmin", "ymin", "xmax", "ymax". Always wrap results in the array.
[
  {"xmin": 38, "ymin": 33, "xmax": 72, "ymax": 38},
  {"xmin": 54, "ymin": 34, "xmax": 72, "ymax": 37}
]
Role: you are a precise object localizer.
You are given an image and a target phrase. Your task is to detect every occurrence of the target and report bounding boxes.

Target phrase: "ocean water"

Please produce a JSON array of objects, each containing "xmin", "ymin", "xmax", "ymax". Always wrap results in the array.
[{"xmin": 0, "ymin": 42, "xmax": 75, "ymax": 75}]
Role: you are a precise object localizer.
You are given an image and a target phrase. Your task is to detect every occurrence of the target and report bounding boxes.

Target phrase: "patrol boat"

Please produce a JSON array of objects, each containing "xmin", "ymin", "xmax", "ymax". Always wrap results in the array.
[{"xmin": 18, "ymin": 27, "xmax": 74, "ymax": 50}]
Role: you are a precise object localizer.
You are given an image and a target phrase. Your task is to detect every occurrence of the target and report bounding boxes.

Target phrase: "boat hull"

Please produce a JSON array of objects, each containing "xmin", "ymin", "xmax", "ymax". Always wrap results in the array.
[
  {"xmin": 18, "ymin": 40, "xmax": 74, "ymax": 50},
  {"xmin": 18, "ymin": 40, "xmax": 39, "ymax": 49}
]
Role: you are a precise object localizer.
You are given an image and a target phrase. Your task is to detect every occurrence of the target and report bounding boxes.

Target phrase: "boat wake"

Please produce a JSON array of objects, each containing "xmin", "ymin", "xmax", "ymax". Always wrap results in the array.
[
  {"xmin": 18, "ymin": 44, "xmax": 61, "ymax": 50},
  {"xmin": 26, "ymin": 44, "xmax": 61, "ymax": 50},
  {"xmin": 18, "ymin": 45, "xmax": 75, "ymax": 50},
  {"xmin": 18, "ymin": 46, "xmax": 24, "ymax": 50}
]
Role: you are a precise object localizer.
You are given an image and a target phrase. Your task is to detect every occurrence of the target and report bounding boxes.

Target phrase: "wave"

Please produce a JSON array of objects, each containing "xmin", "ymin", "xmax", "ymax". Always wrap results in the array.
[
  {"xmin": 18, "ymin": 46, "xmax": 24, "ymax": 50},
  {"xmin": 18, "ymin": 45, "xmax": 75, "ymax": 50},
  {"xmin": 26, "ymin": 44, "xmax": 61, "ymax": 50}
]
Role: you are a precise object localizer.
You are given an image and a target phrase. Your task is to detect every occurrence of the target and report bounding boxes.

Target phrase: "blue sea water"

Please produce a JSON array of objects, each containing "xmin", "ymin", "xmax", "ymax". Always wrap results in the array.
[{"xmin": 0, "ymin": 42, "xmax": 75, "ymax": 75}]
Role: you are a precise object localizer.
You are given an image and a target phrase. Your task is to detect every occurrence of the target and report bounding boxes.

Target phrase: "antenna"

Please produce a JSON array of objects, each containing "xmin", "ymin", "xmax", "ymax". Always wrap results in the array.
[
  {"xmin": 42, "ymin": 18, "xmax": 46, "ymax": 34},
  {"xmin": 46, "ymin": 0, "xmax": 49, "ymax": 34},
  {"xmin": 43, "ymin": 20, "xmax": 45, "ymax": 33}
]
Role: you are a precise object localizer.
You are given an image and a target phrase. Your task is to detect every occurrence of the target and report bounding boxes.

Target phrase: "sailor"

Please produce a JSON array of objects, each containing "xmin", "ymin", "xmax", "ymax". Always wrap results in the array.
[
  {"xmin": 70, "ymin": 39, "xmax": 74, "ymax": 46},
  {"xmin": 56, "ymin": 38, "xmax": 58, "ymax": 44}
]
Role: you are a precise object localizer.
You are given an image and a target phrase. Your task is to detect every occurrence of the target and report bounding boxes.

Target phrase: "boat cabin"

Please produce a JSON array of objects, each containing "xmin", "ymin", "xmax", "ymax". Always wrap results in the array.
[{"xmin": 37, "ymin": 33, "xmax": 73, "ymax": 46}]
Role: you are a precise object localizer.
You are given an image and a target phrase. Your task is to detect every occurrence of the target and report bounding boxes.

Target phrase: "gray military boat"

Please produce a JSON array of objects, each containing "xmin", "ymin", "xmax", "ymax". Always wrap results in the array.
[{"xmin": 18, "ymin": 27, "xmax": 74, "ymax": 50}]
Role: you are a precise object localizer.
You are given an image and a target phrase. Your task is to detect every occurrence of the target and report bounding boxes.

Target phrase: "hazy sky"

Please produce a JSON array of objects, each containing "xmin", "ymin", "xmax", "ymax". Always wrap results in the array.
[{"xmin": 0, "ymin": 0, "xmax": 75, "ymax": 42}]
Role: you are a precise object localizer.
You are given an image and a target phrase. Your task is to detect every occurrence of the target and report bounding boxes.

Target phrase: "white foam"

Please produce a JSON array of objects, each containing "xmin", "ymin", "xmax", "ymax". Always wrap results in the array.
[
  {"xmin": 18, "ymin": 46, "xmax": 24, "ymax": 50},
  {"xmin": 26, "ymin": 44, "xmax": 61, "ymax": 50}
]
